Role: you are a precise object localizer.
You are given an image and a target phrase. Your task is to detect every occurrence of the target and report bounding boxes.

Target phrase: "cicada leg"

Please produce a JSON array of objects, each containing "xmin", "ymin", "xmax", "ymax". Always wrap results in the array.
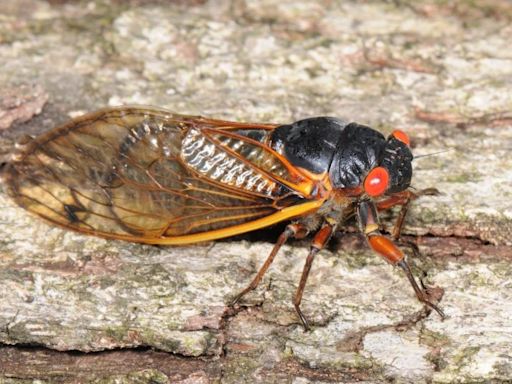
[
  {"xmin": 293, "ymin": 219, "xmax": 336, "ymax": 331},
  {"xmin": 230, "ymin": 223, "xmax": 309, "ymax": 306},
  {"xmin": 358, "ymin": 199, "xmax": 445, "ymax": 318},
  {"xmin": 377, "ymin": 188, "xmax": 439, "ymax": 241},
  {"xmin": 376, "ymin": 188, "xmax": 440, "ymax": 259}
]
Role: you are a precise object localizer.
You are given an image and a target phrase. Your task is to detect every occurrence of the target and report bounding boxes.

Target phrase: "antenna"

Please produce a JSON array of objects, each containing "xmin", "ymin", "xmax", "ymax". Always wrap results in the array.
[{"xmin": 413, "ymin": 148, "xmax": 453, "ymax": 159}]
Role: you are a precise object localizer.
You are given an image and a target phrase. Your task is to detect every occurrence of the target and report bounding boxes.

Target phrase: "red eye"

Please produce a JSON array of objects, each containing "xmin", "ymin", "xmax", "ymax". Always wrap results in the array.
[
  {"xmin": 392, "ymin": 129, "xmax": 410, "ymax": 146},
  {"xmin": 364, "ymin": 167, "xmax": 389, "ymax": 197}
]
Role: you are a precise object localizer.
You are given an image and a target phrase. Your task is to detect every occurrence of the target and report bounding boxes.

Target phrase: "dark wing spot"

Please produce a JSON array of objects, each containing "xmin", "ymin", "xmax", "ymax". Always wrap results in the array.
[{"xmin": 64, "ymin": 204, "xmax": 83, "ymax": 223}]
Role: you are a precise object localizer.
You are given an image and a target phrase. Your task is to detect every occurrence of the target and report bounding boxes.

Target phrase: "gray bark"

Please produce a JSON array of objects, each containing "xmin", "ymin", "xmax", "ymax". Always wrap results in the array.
[{"xmin": 1, "ymin": 1, "xmax": 511, "ymax": 383}]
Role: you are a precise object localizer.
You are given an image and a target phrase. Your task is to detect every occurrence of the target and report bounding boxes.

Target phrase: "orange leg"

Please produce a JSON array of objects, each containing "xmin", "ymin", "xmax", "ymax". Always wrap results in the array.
[
  {"xmin": 376, "ymin": 191, "xmax": 414, "ymax": 211},
  {"xmin": 230, "ymin": 223, "xmax": 308, "ymax": 306},
  {"xmin": 378, "ymin": 188, "xmax": 439, "ymax": 260},
  {"xmin": 376, "ymin": 188, "xmax": 439, "ymax": 211},
  {"xmin": 377, "ymin": 189, "xmax": 438, "ymax": 240},
  {"xmin": 293, "ymin": 221, "xmax": 336, "ymax": 330},
  {"xmin": 358, "ymin": 200, "xmax": 445, "ymax": 318},
  {"xmin": 377, "ymin": 190, "xmax": 418, "ymax": 244}
]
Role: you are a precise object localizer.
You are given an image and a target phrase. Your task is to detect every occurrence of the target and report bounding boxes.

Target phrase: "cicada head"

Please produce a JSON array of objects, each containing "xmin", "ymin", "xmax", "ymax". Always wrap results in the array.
[
  {"xmin": 378, "ymin": 130, "xmax": 413, "ymax": 194},
  {"xmin": 357, "ymin": 130, "xmax": 413, "ymax": 197},
  {"xmin": 328, "ymin": 125, "xmax": 413, "ymax": 198}
]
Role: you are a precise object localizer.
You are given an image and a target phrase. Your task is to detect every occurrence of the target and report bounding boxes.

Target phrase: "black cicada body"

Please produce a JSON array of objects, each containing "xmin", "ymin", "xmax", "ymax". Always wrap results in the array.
[{"xmin": 3, "ymin": 106, "xmax": 444, "ymax": 329}]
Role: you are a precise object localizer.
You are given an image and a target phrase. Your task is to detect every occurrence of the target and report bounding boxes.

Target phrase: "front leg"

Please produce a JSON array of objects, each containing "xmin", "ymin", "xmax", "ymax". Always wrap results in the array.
[
  {"xmin": 376, "ymin": 188, "xmax": 440, "ymax": 241},
  {"xmin": 357, "ymin": 199, "xmax": 445, "ymax": 318}
]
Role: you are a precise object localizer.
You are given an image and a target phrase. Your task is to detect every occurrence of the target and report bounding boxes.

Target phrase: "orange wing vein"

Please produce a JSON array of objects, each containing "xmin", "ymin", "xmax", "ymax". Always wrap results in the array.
[{"xmin": 4, "ymin": 106, "xmax": 325, "ymax": 244}]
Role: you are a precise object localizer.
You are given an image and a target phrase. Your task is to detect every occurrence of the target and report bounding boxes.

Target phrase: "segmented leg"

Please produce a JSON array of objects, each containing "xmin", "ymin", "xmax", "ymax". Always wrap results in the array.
[
  {"xmin": 230, "ymin": 223, "xmax": 308, "ymax": 306},
  {"xmin": 358, "ymin": 199, "xmax": 445, "ymax": 318},
  {"xmin": 294, "ymin": 220, "xmax": 336, "ymax": 330},
  {"xmin": 381, "ymin": 191, "xmax": 419, "ymax": 258},
  {"xmin": 376, "ymin": 189, "xmax": 438, "ymax": 238},
  {"xmin": 377, "ymin": 188, "xmax": 440, "ymax": 258}
]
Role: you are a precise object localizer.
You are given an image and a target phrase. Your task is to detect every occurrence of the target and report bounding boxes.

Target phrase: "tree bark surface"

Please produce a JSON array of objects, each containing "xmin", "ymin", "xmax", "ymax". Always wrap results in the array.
[{"xmin": 0, "ymin": 1, "xmax": 511, "ymax": 383}]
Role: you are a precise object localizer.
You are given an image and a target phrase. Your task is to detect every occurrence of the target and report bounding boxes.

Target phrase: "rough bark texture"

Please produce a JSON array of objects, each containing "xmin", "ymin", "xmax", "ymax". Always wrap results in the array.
[{"xmin": 0, "ymin": 0, "xmax": 511, "ymax": 383}]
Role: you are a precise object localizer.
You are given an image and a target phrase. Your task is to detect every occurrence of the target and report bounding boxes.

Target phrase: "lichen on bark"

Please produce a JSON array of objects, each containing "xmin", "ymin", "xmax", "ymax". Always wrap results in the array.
[{"xmin": 1, "ymin": 0, "xmax": 512, "ymax": 383}]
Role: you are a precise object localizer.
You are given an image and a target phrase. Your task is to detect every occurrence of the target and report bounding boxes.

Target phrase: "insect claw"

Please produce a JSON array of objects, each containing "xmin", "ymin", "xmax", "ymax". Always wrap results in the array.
[
  {"xmin": 432, "ymin": 303, "xmax": 446, "ymax": 320},
  {"xmin": 397, "ymin": 259, "xmax": 445, "ymax": 319},
  {"xmin": 229, "ymin": 297, "xmax": 239, "ymax": 307},
  {"xmin": 421, "ymin": 285, "xmax": 447, "ymax": 319},
  {"xmin": 415, "ymin": 276, "xmax": 447, "ymax": 319},
  {"xmin": 229, "ymin": 290, "xmax": 247, "ymax": 307},
  {"xmin": 419, "ymin": 187, "xmax": 441, "ymax": 196},
  {"xmin": 420, "ymin": 293, "xmax": 446, "ymax": 319},
  {"xmin": 294, "ymin": 304, "xmax": 310, "ymax": 331},
  {"xmin": 418, "ymin": 286, "xmax": 446, "ymax": 319}
]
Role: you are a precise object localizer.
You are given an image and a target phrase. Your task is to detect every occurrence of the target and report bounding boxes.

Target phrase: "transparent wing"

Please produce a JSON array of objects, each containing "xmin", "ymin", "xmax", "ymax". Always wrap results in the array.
[{"xmin": 4, "ymin": 106, "xmax": 324, "ymax": 244}]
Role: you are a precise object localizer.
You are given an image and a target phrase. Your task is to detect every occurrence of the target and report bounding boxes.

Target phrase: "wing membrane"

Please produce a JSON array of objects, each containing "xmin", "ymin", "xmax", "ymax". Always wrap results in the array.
[{"xmin": 5, "ymin": 106, "xmax": 324, "ymax": 244}]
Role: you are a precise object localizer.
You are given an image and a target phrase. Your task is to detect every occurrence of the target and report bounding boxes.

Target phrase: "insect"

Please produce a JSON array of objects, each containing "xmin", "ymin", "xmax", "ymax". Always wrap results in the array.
[{"xmin": 3, "ymin": 106, "xmax": 444, "ymax": 329}]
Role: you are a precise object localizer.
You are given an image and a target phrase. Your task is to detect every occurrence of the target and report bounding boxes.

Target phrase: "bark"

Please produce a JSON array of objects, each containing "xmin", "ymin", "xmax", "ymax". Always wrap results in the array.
[{"xmin": 1, "ymin": 0, "xmax": 512, "ymax": 383}]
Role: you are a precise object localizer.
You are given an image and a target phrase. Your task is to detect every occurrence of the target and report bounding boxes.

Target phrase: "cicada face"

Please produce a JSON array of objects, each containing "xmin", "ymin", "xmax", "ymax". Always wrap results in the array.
[{"xmin": 378, "ymin": 134, "xmax": 413, "ymax": 194}]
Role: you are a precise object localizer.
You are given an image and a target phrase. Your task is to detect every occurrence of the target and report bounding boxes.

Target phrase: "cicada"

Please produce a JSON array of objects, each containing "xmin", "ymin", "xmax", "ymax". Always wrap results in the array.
[{"xmin": 3, "ymin": 106, "xmax": 444, "ymax": 329}]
